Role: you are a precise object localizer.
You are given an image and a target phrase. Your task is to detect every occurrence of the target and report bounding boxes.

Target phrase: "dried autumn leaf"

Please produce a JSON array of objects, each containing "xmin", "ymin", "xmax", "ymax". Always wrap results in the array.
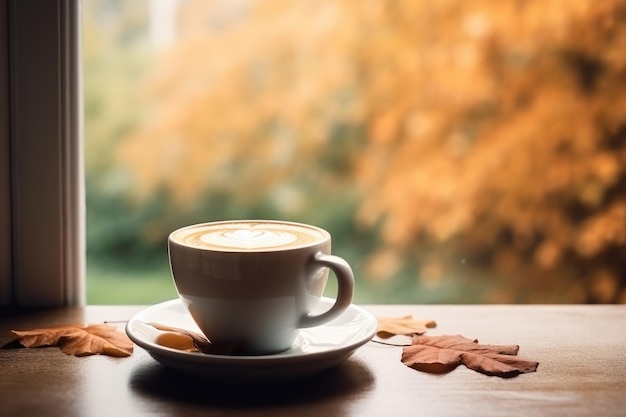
[
  {"xmin": 146, "ymin": 322, "xmax": 239, "ymax": 355},
  {"xmin": 11, "ymin": 324, "xmax": 133, "ymax": 357},
  {"xmin": 377, "ymin": 315, "xmax": 437, "ymax": 338},
  {"xmin": 154, "ymin": 331, "xmax": 198, "ymax": 352},
  {"xmin": 402, "ymin": 334, "xmax": 539, "ymax": 378},
  {"xmin": 146, "ymin": 322, "xmax": 211, "ymax": 352}
]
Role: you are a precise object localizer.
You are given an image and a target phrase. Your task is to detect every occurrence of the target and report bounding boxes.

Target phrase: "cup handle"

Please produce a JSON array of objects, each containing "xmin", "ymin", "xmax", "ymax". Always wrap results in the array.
[{"xmin": 298, "ymin": 251, "xmax": 355, "ymax": 328}]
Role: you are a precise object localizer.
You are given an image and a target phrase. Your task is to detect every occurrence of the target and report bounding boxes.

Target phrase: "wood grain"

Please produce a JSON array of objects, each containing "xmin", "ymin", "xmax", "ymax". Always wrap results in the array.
[{"xmin": 1, "ymin": 305, "xmax": 625, "ymax": 417}]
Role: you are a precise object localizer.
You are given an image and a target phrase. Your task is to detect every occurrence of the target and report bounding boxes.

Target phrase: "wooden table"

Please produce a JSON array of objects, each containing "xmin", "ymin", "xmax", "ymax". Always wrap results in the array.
[{"xmin": 1, "ymin": 304, "xmax": 625, "ymax": 417}]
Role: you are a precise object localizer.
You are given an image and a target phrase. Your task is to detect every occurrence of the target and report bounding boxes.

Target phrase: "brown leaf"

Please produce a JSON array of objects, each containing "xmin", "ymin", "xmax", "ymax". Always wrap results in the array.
[
  {"xmin": 146, "ymin": 322, "xmax": 211, "ymax": 352},
  {"xmin": 146, "ymin": 322, "xmax": 239, "ymax": 355},
  {"xmin": 11, "ymin": 324, "xmax": 133, "ymax": 357},
  {"xmin": 154, "ymin": 331, "xmax": 198, "ymax": 352},
  {"xmin": 377, "ymin": 315, "xmax": 437, "ymax": 338},
  {"xmin": 402, "ymin": 334, "xmax": 539, "ymax": 377}
]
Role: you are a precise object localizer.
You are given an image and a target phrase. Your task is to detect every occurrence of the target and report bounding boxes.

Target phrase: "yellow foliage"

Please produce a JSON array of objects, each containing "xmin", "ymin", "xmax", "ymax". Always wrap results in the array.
[{"xmin": 117, "ymin": 0, "xmax": 626, "ymax": 302}]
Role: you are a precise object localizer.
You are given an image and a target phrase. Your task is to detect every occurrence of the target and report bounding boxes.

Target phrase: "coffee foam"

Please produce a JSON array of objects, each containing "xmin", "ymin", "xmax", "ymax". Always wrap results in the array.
[{"xmin": 171, "ymin": 222, "xmax": 325, "ymax": 251}]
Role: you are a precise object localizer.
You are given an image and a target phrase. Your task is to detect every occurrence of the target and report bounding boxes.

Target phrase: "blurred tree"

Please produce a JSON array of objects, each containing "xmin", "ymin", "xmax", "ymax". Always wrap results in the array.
[
  {"xmin": 84, "ymin": 0, "xmax": 151, "ymax": 175},
  {"xmin": 355, "ymin": 1, "xmax": 626, "ymax": 302},
  {"xmin": 119, "ymin": 0, "xmax": 363, "ymax": 203},
  {"xmin": 111, "ymin": 0, "xmax": 626, "ymax": 303},
  {"xmin": 83, "ymin": 0, "xmax": 154, "ymax": 267}
]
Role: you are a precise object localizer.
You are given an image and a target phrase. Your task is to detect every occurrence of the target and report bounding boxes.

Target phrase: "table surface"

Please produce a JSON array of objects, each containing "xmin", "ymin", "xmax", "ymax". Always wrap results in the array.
[{"xmin": 1, "ymin": 304, "xmax": 625, "ymax": 417}]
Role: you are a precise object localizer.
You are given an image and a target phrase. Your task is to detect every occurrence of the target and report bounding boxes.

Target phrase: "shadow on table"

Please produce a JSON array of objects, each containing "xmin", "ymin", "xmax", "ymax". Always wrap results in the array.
[{"xmin": 129, "ymin": 358, "xmax": 375, "ymax": 408}]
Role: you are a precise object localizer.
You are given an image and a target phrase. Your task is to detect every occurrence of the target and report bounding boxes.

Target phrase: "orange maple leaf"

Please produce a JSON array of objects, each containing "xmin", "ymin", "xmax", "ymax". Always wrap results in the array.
[
  {"xmin": 376, "ymin": 315, "xmax": 437, "ymax": 338},
  {"xmin": 402, "ymin": 334, "xmax": 539, "ymax": 377},
  {"xmin": 11, "ymin": 324, "xmax": 133, "ymax": 357}
]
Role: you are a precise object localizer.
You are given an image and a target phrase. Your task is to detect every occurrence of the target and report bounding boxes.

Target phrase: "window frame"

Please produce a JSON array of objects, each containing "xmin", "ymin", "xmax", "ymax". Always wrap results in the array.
[
  {"xmin": 0, "ymin": 0, "xmax": 10, "ymax": 305},
  {"xmin": 1, "ymin": 0, "xmax": 84, "ymax": 306}
]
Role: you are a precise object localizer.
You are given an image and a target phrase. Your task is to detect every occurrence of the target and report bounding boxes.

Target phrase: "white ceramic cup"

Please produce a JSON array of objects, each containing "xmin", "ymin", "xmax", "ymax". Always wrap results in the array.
[{"xmin": 168, "ymin": 220, "xmax": 355, "ymax": 355}]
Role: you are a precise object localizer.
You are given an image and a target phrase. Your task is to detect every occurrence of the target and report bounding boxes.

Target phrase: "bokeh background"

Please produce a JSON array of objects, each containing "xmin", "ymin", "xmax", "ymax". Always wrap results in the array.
[{"xmin": 84, "ymin": 0, "xmax": 626, "ymax": 304}]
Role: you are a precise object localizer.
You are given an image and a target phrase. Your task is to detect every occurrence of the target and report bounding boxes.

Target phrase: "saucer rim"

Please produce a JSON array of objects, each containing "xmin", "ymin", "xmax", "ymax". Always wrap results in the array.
[{"xmin": 125, "ymin": 297, "xmax": 377, "ymax": 369}]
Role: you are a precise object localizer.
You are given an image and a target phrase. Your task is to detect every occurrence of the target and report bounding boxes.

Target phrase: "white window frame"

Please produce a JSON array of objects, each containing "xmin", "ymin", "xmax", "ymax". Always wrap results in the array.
[{"xmin": 1, "ymin": 0, "xmax": 84, "ymax": 306}]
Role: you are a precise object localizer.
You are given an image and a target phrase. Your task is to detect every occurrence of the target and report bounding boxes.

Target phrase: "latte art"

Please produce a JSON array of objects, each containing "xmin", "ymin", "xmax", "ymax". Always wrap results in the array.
[
  {"xmin": 200, "ymin": 229, "xmax": 298, "ymax": 249},
  {"xmin": 171, "ymin": 221, "xmax": 326, "ymax": 251}
]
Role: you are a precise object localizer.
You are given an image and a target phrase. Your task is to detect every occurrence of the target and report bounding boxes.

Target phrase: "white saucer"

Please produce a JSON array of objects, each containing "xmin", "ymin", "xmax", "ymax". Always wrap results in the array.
[{"xmin": 126, "ymin": 297, "xmax": 377, "ymax": 382}]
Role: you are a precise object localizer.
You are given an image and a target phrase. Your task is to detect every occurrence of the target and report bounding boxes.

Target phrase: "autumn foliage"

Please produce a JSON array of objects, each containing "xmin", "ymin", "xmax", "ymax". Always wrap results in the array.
[
  {"xmin": 11, "ymin": 324, "xmax": 133, "ymax": 357},
  {"xmin": 402, "ymin": 335, "xmax": 539, "ymax": 377},
  {"xmin": 96, "ymin": 0, "xmax": 626, "ymax": 303}
]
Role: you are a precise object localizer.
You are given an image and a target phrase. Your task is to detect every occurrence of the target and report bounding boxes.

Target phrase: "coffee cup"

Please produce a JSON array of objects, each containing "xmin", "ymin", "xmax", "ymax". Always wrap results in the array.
[{"xmin": 168, "ymin": 220, "xmax": 355, "ymax": 355}]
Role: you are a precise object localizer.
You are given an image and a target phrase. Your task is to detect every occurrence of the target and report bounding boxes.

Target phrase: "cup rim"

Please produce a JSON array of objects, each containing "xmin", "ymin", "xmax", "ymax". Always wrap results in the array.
[{"xmin": 168, "ymin": 219, "xmax": 331, "ymax": 253}]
